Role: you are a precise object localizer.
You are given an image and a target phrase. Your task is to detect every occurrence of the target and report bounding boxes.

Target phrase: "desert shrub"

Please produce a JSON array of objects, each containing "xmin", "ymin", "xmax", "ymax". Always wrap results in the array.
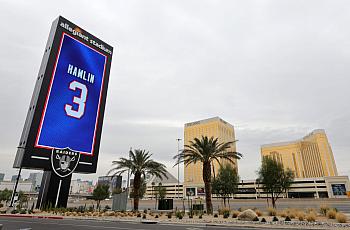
[
  {"xmin": 143, "ymin": 209, "xmax": 147, "ymax": 214},
  {"xmin": 306, "ymin": 213, "xmax": 316, "ymax": 222},
  {"xmin": 255, "ymin": 209, "xmax": 262, "ymax": 217},
  {"xmin": 223, "ymin": 213, "xmax": 229, "ymax": 218},
  {"xmin": 286, "ymin": 209, "xmax": 297, "ymax": 219},
  {"xmin": 297, "ymin": 211, "xmax": 305, "ymax": 221},
  {"xmin": 175, "ymin": 211, "xmax": 183, "ymax": 219},
  {"xmin": 218, "ymin": 207, "xmax": 230, "ymax": 215},
  {"xmin": 253, "ymin": 216, "xmax": 259, "ymax": 221},
  {"xmin": 272, "ymin": 216, "xmax": 279, "ymax": 221},
  {"xmin": 319, "ymin": 205, "xmax": 329, "ymax": 216},
  {"xmin": 261, "ymin": 217, "xmax": 266, "ymax": 223},
  {"xmin": 142, "ymin": 214, "xmax": 146, "ymax": 219},
  {"xmin": 336, "ymin": 213, "xmax": 347, "ymax": 223},
  {"xmin": 279, "ymin": 211, "xmax": 287, "ymax": 218},
  {"xmin": 232, "ymin": 211, "xmax": 240, "ymax": 218},
  {"xmin": 20, "ymin": 209, "xmax": 26, "ymax": 214},
  {"xmin": 11, "ymin": 209, "xmax": 18, "ymax": 214},
  {"xmin": 326, "ymin": 209, "xmax": 337, "ymax": 219},
  {"xmin": 267, "ymin": 207, "xmax": 276, "ymax": 216},
  {"xmin": 306, "ymin": 208, "xmax": 316, "ymax": 214},
  {"xmin": 155, "ymin": 215, "xmax": 159, "ymax": 218},
  {"xmin": 285, "ymin": 216, "xmax": 291, "ymax": 221},
  {"xmin": 222, "ymin": 208, "xmax": 230, "ymax": 216}
]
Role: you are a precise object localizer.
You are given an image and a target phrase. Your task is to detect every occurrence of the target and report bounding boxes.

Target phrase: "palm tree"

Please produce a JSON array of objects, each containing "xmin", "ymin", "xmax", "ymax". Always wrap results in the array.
[
  {"xmin": 174, "ymin": 136, "xmax": 242, "ymax": 214},
  {"xmin": 108, "ymin": 149, "xmax": 168, "ymax": 210}
]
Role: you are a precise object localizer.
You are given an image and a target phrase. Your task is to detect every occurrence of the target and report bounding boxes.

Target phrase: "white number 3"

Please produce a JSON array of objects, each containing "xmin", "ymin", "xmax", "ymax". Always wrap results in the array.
[{"xmin": 65, "ymin": 81, "xmax": 88, "ymax": 119}]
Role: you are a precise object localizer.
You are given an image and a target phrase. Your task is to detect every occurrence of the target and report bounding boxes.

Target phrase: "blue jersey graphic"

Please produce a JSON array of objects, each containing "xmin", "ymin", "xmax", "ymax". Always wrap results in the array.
[{"xmin": 36, "ymin": 33, "xmax": 106, "ymax": 155}]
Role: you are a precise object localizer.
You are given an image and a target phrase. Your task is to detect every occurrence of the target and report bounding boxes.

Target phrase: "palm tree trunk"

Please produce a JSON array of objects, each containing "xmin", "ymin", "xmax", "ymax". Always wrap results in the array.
[
  {"xmin": 133, "ymin": 172, "xmax": 141, "ymax": 210},
  {"xmin": 203, "ymin": 161, "xmax": 213, "ymax": 214}
]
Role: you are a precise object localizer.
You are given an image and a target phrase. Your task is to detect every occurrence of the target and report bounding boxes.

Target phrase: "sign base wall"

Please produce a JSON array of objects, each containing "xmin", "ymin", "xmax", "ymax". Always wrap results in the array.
[{"xmin": 36, "ymin": 170, "xmax": 72, "ymax": 209}]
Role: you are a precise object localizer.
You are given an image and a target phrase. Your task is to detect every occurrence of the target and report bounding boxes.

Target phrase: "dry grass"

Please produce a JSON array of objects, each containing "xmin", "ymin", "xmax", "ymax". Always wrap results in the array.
[
  {"xmin": 336, "ymin": 213, "xmax": 347, "ymax": 223},
  {"xmin": 297, "ymin": 211, "xmax": 305, "ymax": 221},
  {"xmin": 232, "ymin": 210, "xmax": 240, "ymax": 218},
  {"xmin": 306, "ymin": 208, "xmax": 316, "ymax": 214},
  {"xmin": 326, "ymin": 209, "xmax": 337, "ymax": 219},
  {"xmin": 279, "ymin": 211, "xmax": 287, "ymax": 218},
  {"xmin": 255, "ymin": 209, "xmax": 263, "ymax": 217},
  {"xmin": 306, "ymin": 212, "xmax": 316, "ymax": 222},
  {"xmin": 286, "ymin": 209, "xmax": 297, "ymax": 219},
  {"xmin": 267, "ymin": 207, "xmax": 277, "ymax": 216}
]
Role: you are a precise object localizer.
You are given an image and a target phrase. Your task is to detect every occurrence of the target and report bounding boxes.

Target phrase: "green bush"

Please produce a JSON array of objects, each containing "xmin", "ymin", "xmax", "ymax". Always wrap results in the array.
[
  {"xmin": 175, "ymin": 211, "xmax": 182, "ymax": 219},
  {"xmin": 11, "ymin": 209, "xmax": 18, "ymax": 214}
]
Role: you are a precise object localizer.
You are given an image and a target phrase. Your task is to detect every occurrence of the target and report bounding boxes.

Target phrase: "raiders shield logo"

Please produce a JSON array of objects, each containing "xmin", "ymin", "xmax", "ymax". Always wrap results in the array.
[{"xmin": 51, "ymin": 147, "xmax": 80, "ymax": 177}]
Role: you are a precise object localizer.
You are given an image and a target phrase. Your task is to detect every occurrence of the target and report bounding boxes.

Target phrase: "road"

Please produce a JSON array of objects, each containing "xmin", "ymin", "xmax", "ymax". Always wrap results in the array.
[{"xmin": 0, "ymin": 217, "xmax": 292, "ymax": 230}]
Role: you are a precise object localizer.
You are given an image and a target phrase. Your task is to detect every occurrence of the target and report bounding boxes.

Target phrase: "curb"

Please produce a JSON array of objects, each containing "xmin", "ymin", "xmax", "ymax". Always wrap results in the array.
[{"xmin": 0, "ymin": 214, "xmax": 63, "ymax": 220}]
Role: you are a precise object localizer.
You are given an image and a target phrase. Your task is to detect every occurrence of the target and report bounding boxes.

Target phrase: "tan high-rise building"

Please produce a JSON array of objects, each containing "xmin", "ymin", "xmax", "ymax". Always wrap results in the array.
[
  {"xmin": 183, "ymin": 117, "xmax": 237, "ymax": 195},
  {"xmin": 261, "ymin": 129, "xmax": 338, "ymax": 178}
]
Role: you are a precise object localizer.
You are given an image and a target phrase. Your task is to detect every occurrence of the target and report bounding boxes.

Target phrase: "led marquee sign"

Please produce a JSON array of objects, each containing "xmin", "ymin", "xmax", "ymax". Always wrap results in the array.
[{"xmin": 14, "ymin": 16, "xmax": 113, "ymax": 174}]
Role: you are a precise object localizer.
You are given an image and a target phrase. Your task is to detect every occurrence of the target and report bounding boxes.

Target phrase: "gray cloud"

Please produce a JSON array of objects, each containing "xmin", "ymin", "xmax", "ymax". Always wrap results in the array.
[{"xmin": 0, "ymin": 0, "xmax": 349, "ymax": 182}]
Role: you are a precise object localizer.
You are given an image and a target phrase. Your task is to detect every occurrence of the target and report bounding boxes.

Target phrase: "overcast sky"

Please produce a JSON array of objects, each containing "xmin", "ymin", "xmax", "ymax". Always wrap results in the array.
[{"xmin": 0, "ymin": 0, "xmax": 349, "ymax": 183}]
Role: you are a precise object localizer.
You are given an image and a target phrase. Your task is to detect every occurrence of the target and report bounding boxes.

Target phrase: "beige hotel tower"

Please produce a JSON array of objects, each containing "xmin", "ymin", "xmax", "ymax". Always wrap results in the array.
[
  {"xmin": 261, "ymin": 129, "xmax": 338, "ymax": 178},
  {"xmin": 183, "ymin": 117, "xmax": 237, "ymax": 195}
]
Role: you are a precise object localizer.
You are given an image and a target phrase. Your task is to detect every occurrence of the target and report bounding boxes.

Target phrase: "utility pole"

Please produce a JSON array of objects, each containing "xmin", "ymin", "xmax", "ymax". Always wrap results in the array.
[{"xmin": 176, "ymin": 138, "xmax": 182, "ymax": 200}]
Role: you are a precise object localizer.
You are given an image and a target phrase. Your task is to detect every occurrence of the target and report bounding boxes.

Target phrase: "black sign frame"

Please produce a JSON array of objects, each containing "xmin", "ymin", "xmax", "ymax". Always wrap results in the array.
[{"xmin": 13, "ymin": 16, "xmax": 113, "ymax": 174}]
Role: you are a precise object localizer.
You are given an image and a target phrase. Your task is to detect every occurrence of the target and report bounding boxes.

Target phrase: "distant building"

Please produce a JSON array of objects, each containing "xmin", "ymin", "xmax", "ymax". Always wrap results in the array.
[
  {"xmin": 144, "ymin": 170, "xmax": 183, "ymax": 199},
  {"xmin": 261, "ymin": 129, "xmax": 338, "ymax": 178},
  {"xmin": 183, "ymin": 117, "xmax": 237, "ymax": 196},
  {"xmin": 28, "ymin": 172, "xmax": 43, "ymax": 191},
  {"xmin": 0, "ymin": 173, "xmax": 4, "ymax": 182},
  {"xmin": 11, "ymin": 175, "xmax": 21, "ymax": 182},
  {"xmin": 230, "ymin": 176, "xmax": 350, "ymax": 199},
  {"xmin": 0, "ymin": 181, "xmax": 33, "ymax": 192},
  {"xmin": 70, "ymin": 179, "xmax": 94, "ymax": 194},
  {"xmin": 97, "ymin": 176, "xmax": 122, "ymax": 192}
]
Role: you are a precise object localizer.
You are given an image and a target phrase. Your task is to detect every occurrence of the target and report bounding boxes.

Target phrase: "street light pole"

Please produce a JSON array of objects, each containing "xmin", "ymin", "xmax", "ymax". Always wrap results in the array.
[
  {"xmin": 126, "ymin": 147, "xmax": 132, "ymax": 199},
  {"xmin": 176, "ymin": 138, "xmax": 182, "ymax": 200}
]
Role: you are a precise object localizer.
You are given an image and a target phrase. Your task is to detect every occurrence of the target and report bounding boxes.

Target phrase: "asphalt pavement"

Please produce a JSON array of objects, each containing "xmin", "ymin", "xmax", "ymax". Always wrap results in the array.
[{"xmin": 0, "ymin": 217, "xmax": 305, "ymax": 230}]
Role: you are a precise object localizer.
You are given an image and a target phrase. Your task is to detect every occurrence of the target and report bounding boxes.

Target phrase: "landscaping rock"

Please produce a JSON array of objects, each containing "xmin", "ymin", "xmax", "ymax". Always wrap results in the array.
[{"xmin": 237, "ymin": 209, "xmax": 258, "ymax": 221}]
